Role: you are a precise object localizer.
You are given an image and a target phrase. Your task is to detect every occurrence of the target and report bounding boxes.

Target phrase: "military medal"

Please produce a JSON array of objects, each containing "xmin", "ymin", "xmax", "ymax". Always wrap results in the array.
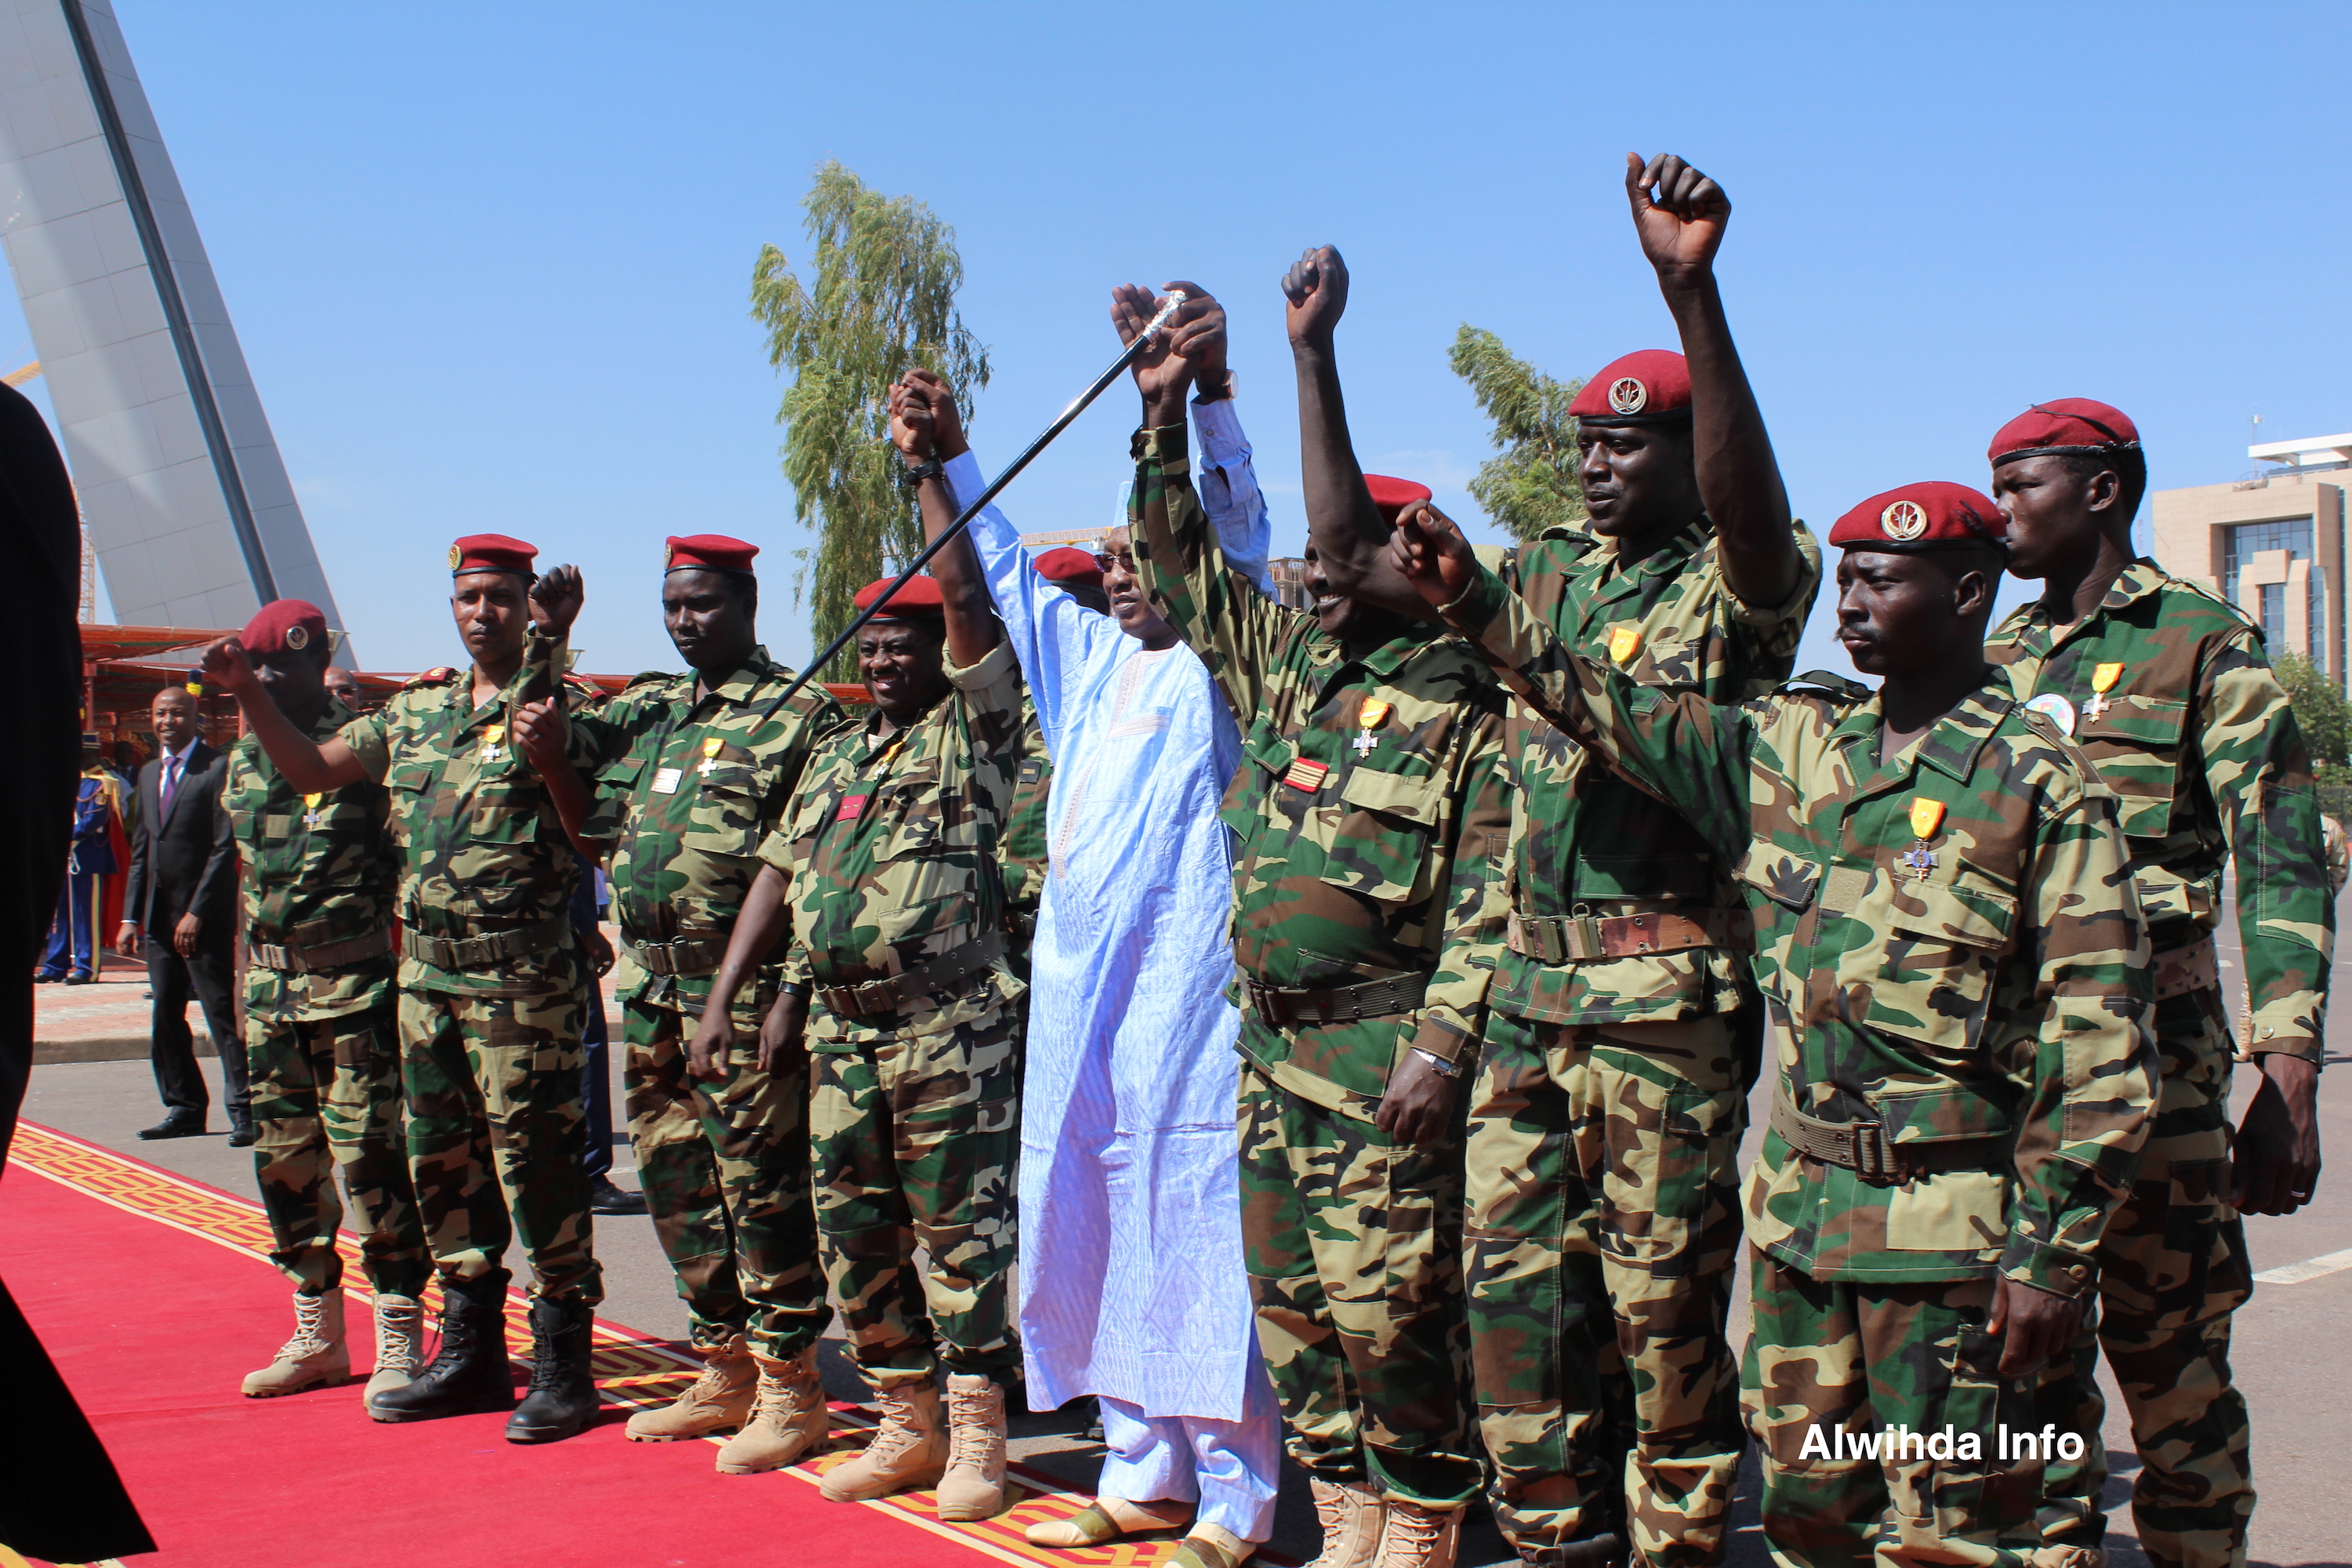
[
  {"xmin": 1607, "ymin": 625, "xmax": 1642, "ymax": 665},
  {"xmin": 2084, "ymin": 661, "xmax": 2124, "ymax": 720},
  {"xmin": 696, "ymin": 735, "xmax": 724, "ymax": 778},
  {"xmin": 2024, "ymin": 691, "xmax": 2077, "ymax": 736},
  {"xmin": 1354, "ymin": 697, "xmax": 1391, "ymax": 756},
  {"xmin": 1283, "ymin": 757, "xmax": 1330, "ymax": 793},
  {"xmin": 302, "ymin": 792, "xmax": 327, "ymax": 830},
  {"xmin": 1902, "ymin": 797, "xmax": 1947, "ymax": 883},
  {"xmin": 479, "ymin": 723, "xmax": 506, "ymax": 763}
]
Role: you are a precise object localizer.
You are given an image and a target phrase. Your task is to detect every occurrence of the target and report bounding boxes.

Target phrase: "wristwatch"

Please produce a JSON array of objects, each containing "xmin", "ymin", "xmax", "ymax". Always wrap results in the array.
[{"xmin": 900, "ymin": 458, "xmax": 945, "ymax": 485}]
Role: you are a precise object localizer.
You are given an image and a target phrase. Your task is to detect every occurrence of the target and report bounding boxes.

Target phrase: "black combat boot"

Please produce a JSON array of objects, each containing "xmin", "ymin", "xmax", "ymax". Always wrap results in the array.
[
  {"xmin": 368, "ymin": 1269, "xmax": 516, "ymax": 1422},
  {"xmin": 505, "ymin": 1295, "xmax": 599, "ymax": 1443}
]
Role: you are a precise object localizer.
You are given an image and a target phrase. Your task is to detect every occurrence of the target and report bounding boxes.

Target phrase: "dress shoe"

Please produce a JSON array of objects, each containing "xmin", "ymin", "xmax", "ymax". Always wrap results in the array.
[
  {"xmin": 227, "ymin": 1115, "xmax": 260, "ymax": 1149},
  {"xmin": 32, "ymin": 971, "xmax": 60, "ymax": 984},
  {"xmin": 64, "ymin": 971, "xmax": 95, "ymax": 985},
  {"xmin": 137, "ymin": 1109, "xmax": 205, "ymax": 1140},
  {"xmin": 589, "ymin": 1175, "xmax": 648, "ymax": 1215}
]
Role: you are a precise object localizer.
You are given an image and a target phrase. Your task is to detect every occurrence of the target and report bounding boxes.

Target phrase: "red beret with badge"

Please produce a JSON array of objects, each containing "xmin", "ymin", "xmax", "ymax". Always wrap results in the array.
[
  {"xmin": 1034, "ymin": 546, "xmax": 1104, "ymax": 588},
  {"xmin": 1828, "ymin": 481, "xmax": 2009, "ymax": 553},
  {"xmin": 1364, "ymin": 474, "xmax": 1432, "ymax": 524},
  {"xmin": 853, "ymin": 573, "xmax": 946, "ymax": 619},
  {"xmin": 665, "ymin": 534, "xmax": 760, "ymax": 573},
  {"xmin": 448, "ymin": 534, "xmax": 538, "ymax": 578},
  {"xmin": 240, "ymin": 598, "xmax": 330, "ymax": 659},
  {"xmin": 1567, "ymin": 350, "xmax": 1693, "ymax": 426},
  {"xmin": 1988, "ymin": 399, "xmax": 2141, "ymax": 468}
]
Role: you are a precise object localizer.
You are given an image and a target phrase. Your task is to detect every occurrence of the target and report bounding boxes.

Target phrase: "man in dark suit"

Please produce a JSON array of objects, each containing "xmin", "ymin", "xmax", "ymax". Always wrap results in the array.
[{"xmin": 114, "ymin": 682, "xmax": 246, "ymax": 1142}]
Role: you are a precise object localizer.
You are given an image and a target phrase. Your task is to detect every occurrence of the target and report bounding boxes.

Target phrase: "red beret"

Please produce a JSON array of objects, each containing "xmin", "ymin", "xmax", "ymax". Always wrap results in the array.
[
  {"xmin": 1364, "ymin": 474, "xmax": 1432, "ymax": 524},
  {"xmin": 853, "ymin": 573, "xmax": 945, "ymax": 619},
  {"xmin": 1033, "ymin": 546, "xmax": 1103, "ymax": 588},
  {"xmin": 449, "ymin": 534, "xmax": 537, "ymax": 577},
  {"xmin": 666, "ymin": 534, "xmax": 759, "ymax": 573},
  {"xmin": 240, "ymin": 598, "xmax": 329, "ymax": 659},
  {"xmin": 1568, "ymin": 350, "xmax": 1692, "ymax": 425},
  {"xmin": 1988, "ymin": 399, "xmax": 2142, "ymax": 468},
  {"xmin": 1828, "ymin": 481, "xmax": 2008, "ymax": 552}
]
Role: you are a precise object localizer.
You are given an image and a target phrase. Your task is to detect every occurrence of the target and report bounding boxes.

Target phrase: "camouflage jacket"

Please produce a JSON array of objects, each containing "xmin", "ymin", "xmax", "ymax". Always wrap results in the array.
[
  {"xmin": 1987, "ymin": 559, "xmax": 2333, "ymax": 1061},
  {"xmin": 1000, "ymin": 698, "xmax": 1051, "ymax": 937},
  {"xmin": 754, "ymin": 640, "xmax": 1029, "ymax": 1048},
  {"xmin": 337, "ymin": 632, "xmax": 589, "ymax": 997},
  {"xmin": 1444, "ymin": 566, "xmax": 2155, "ymax": 1295},
  {"xmin": 1130, "ymin": 422, "xmax": 1510, "ymax": 1123},
  {"xmin": 227, "ymin": 697, "xmax": 398, "ymax": 1022},
  {"xmin": 1483, "ymin": 520, "xmax": 1821, "ymax": 1026},
  {"xmin": 575, "ymin": 647, "xmax": 843, "ymax": 1022}
]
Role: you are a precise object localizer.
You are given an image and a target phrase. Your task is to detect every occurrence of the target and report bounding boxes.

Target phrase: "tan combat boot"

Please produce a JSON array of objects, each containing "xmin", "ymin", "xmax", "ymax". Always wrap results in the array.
[
  {"xmin": 715, "ymin": 1346, "xmax": 829, "ymax": 1473},
  {"xmin": 1305, "ymin": 1478, "xmax": 1386, "ymax": 1568},
  {"xmin": 935, "ymin": 1373, "xmax": 1010, "ymax": 1521},
  {"xmin": 363, "ymin": 1293, "xmax": 425, "ymax": 1415},
  {"xmin": 241, "ymin": 1287, "xmax": 350, "ymax": 1397},
  {"xmin": 625, "ymin": 1335, "xmax": 756, "ymax": 1442},
  {"xmin": 819, "ymin": 1380, "xmax": 947, "ymax": 1502},
  {"xmin": 1374, "ymin": 1501, "xmax": 1461, "ymax": 1568}
]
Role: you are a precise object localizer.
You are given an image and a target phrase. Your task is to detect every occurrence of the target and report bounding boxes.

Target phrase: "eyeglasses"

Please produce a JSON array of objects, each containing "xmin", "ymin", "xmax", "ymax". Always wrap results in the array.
[{"xmin": 1092, "ymin": 551, "xmax": 1138, "ymax": 575}]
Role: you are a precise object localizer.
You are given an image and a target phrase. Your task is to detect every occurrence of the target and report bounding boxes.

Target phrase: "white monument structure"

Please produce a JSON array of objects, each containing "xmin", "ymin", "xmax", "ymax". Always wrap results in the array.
[{"xmin": 0, "ymin": 0, "xmax": 345, "ymax": 648}]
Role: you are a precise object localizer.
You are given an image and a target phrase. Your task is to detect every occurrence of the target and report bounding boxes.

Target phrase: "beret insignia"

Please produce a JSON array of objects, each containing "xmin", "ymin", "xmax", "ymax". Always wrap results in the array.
[
  {"xmin": 285, "ymin": 623, "xmax": 308, "ymax": 650},
  {"xmin": 1608, "ymin": 376, "xmax": 1648, "ymax": 416},
  {"xmin": 1881, "ymin": 499, "xmax": 1929, "ymax": 541},
  {"xmin": 448, "ymin": 543, "xmax": 463, "ymax": 568}
]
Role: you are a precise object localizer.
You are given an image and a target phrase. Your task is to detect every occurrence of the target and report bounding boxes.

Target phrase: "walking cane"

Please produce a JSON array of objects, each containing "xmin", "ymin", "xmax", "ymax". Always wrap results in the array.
[{"xmin": 762, "ymin": 291, "xmax": 1189, "ymax": 718}]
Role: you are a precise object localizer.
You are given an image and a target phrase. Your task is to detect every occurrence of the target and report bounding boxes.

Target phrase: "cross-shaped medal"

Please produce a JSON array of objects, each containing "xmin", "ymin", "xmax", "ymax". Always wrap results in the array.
[
  {"xmin": 2085, "ymin": 691, "xmax": 2110, "ymax": 720},
  {"xmin": 1352, "ymin": 732, "xmax": 1380, "ymax": 756},
  {"xmin": 302, "ymin": 793, "xmax": 328, "ymax": 830},
  {"xmin": 1901, "ymin": 844, "xmax": 1937, "ymax": 881},
  {"xmin": 696, "ymin": 737, "xmax": 724, "ymax": 777}
]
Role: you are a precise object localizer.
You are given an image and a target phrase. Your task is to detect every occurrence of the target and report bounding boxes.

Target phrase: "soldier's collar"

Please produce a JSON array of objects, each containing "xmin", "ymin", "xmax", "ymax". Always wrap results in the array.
[
  {"xmin": 2104, "ymin": 558, "xmax": 2167, "ymax": 610},
  {"xmin": 702, "ymin": 647, "xmax": 776, "ymax": 705},
  {"xmin": 1606, "ymin": 514, "xmax": 1710, "ymax": 578},
  {"xmin": 1912, "ymin": 682, "xmax": 2014, "ymax": 784}
]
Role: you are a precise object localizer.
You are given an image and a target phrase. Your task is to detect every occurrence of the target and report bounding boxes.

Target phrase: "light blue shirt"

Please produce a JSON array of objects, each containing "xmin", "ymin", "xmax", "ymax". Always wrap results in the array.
[{"xmin": 946, "ymin": 395, "xmax": 1271, "ymax": 1420}]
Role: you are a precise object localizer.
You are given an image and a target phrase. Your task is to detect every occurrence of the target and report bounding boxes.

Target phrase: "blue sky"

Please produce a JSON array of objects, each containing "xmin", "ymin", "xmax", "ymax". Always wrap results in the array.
[{"xmin": 13, "ymin": 2, "xmax": 2350, "ymax": 679}]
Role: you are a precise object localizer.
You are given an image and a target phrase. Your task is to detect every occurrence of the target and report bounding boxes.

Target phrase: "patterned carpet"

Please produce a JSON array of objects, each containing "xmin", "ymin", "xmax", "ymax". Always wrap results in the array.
[{"xmin": 5, "ymin": 1121, "xmax": 1212, "ymax": 1567}]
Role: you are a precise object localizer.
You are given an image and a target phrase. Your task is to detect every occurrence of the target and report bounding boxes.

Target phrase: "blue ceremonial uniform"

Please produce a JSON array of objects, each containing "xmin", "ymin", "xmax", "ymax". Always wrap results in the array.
[{"xmin": 41, "ymin": 771, "xmax": 118, "ymax": 982}]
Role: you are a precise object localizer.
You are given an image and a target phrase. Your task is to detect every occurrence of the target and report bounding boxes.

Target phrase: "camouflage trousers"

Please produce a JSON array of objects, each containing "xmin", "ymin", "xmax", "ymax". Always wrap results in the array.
[
  {"xmin": 2038, "ymin": 993, "xmax": 2251, "ymax": 1568},
  {"xmin": 399, "ymin": 981, "xmax": 601, "ymax": 1303},
  {"xmin": 1746, "ymin": 1252, "xmax": 2042, "ymax": 1568},
  {"xmin": 245, "ymin": 1000, "xmax": 429, "ymax": 1299},
  {"xmin": 1465, "ymin": 1010, "xmax": 1746, "ymax": 1566},
  {"xmin": 808, "ymin": 1003, "xmax": 1020, "ymax": 1390},
  {"xmin": 1238, "ymin": 1062, "xmax": 1480, "ymax": 1512},
  {"xmin": 622, "ymin": 992, "xmax": 826, "ymax": 1359}
]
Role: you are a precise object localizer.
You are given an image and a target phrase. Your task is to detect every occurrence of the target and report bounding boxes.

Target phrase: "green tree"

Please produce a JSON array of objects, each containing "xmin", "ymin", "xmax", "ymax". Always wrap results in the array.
[
  {"xmin": 2274, "ymin": 651, "xmax": 2351, "ymax": 769},
  {"xmin": 1450, "ymin": 325, "xmax": 1588, "ymax": 542},
  {"xmin": 751, "ymin": 161, "xmax": 989, "ymax": 675}
]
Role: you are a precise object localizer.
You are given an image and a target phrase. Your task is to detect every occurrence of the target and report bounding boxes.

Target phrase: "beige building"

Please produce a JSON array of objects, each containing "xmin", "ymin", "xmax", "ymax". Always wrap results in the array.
[{"xmin": 2151, "ymin": 433, "xmax": 2351, "ymax": 688}]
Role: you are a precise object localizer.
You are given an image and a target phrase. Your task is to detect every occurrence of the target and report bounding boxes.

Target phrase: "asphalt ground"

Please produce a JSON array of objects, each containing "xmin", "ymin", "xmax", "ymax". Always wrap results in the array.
[{"xmin": 15, "ymin": 901, "xmax": 2351, "ymax": 1566}]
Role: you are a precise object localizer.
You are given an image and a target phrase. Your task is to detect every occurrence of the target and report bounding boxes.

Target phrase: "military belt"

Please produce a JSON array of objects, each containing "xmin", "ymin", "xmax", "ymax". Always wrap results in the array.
[
  {"xmin": 2151, "ymin": 935, "xmax": 2219, "ymax": 1001},
  {"xmin": 247, "ymin": 927, "xmax": 392, "ymax": 975},
  {"xmin": 622, "ymin": 934, "xmax": 727, "ymax": 977},
  {"xmin": 816, "ymin": 931, "xmax": 1004, "ymax": 1021},
  {"xmin": 1506, "ymin": 907, "xmax": 1751, "ymax": 965},
  {"xmin": 1770, "ymin": 1084, "xmax": 2011, "ymax": 1184},
  {"xmin": 400, "ymin": 910, "xmax": 570, "ymax": 971},
  {"xmin": 1245, "ymin": 971, "xmax": 1430, "ymax": 1027}
]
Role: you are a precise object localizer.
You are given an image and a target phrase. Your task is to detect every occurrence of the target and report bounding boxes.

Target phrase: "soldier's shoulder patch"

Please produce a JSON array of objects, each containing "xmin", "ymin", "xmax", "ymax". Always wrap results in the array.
[
  {"xmin": 403, "ymin": 666, "xmax": 457, "ymax": 688},
  {"xmin": 1777, "ymin": 669, "xmax": 1871, "ymax": 702}
]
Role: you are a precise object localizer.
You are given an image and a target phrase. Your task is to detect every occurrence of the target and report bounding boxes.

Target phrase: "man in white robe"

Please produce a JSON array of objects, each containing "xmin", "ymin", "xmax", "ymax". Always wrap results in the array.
[{"xmin": 906, "ymin": 287, "xmax": 1281, "ymax": 1567}]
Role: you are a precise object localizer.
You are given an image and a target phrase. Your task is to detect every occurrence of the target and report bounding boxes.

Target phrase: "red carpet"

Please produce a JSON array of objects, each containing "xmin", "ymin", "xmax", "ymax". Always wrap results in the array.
[{"xmin": 0, "ymin": 1124, "xmax": 1164, "ymax": 1568}]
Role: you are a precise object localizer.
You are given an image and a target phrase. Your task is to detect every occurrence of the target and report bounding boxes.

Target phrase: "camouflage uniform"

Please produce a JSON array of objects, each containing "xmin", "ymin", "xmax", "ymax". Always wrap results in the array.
[
  {"xmin": 1988, "ymin": 560, "xmax": 2333, "ymax": 1568},
  {"xmin": 1129, "ymin": 422, "xmax": 1508, "ymax": 1512},
  {"xmin": 227, "ymin": 697, "xmax": 427, "ymax": 1300},
  {"xmin": 337, "ymin": 635, "xmax": 601, "ymax": 1303},
  {"xmin": 1442, "ymin": 564, "xmax": 2158, "ymax": 1568},
  {"xmin": 1000, "ymin": 702, "xmax": 1051, "ymax": 980},
  {"xmin": 575, "ymin": 648, "xmax": 843, "ymax": 1359},
  {"xmin": 1463, "ymin": 522, "xmax": 1820, "ymax": 1565},
  {"xmin": 753, "ymin": 640, "xmax": 1028, "ymax": 1391}
]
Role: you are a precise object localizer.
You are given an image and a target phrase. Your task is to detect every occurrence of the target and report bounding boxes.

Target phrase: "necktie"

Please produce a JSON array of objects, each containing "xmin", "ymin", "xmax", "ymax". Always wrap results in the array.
[{"xmin": 161, "ymin": 755, "xmax": 181, "ymax": 815}]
